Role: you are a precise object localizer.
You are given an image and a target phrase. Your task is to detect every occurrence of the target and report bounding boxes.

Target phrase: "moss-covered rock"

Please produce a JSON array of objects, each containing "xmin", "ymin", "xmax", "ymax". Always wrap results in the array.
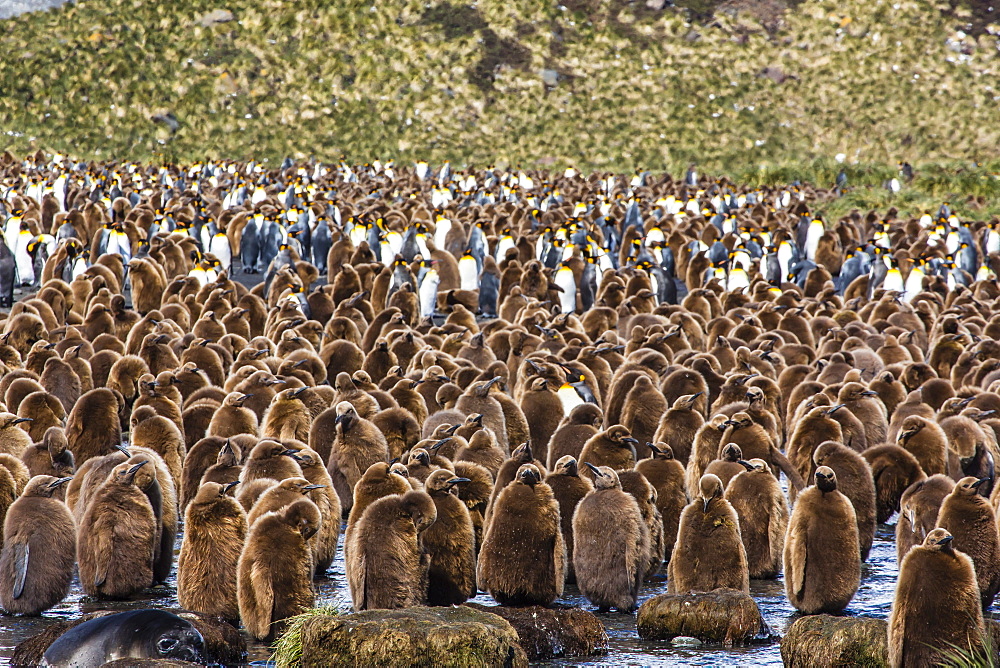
[
  {"xmin": 636, "ymin": 588, "xmax": 772, "ymax": 646},
  {"xmin": 780, "ymin": 615, "xmax": 888, "ymax": 668},
  {"xmin": 10, "ymin": 609, "xmax": 244, "ymax": 668},
  {"xmin": 294, "ymin": 606, "xmax": 528, "ymax": 668},
  {"xmin": 465, "ymin": 603, "xmax": 608, "ymax": 660}
]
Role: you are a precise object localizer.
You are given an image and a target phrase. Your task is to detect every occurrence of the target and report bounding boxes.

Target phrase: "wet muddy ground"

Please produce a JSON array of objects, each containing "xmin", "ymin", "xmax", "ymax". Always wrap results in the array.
[{"xmin": 0, "ymin": 522, "xmax": 906, "ymax": 666}]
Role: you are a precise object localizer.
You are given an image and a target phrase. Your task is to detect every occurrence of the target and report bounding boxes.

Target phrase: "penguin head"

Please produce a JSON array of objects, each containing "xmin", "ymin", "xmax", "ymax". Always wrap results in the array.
[
  {"xmin": 553, "ymin": 456, "xmax": 580, "ymax": 477},
  {"xmin": 586, "ymin": 463, "xmax": 621, "ymax": 490},
  {"xmin": 22, "ymin": 475, "xmax": 72, "ymax": 498},
  {"xmin": 814, "ymin": 466, "xmax": 838, "ymax": 493},
  {"xmin": 698, "ymin": 474, "xmax": 724, "ymax": 512},
  {"xmin": 515, "ymin": 463, "xmax": 542, "ymax": 487},
  {"xmin": 607, "ymin": 426, "xmax": 639, "ymax": 449},
  {"xmin": 955, "ymin": 476, "xmax": 990, "ymax": 497},
  {"xmin": 923, "ymin": 528, "xmax": 954, "ymax": 551}
]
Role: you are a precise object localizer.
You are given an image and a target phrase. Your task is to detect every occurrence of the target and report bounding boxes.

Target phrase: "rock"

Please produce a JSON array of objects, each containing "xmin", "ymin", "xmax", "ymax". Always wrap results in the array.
[
  {"xmin": 645, "ymin": 0, "xmax": 670, "ymax": 9},
  {"xmin": 295, "ymin": 607, "xmax": 528, "ymax": 668},
  {"xmin": 465, "ymin": 603, "xmax": 608, "ymax": 660},
  {"xmin": 11, "ymin": 610, "xmax": 244, "ymax": 668},
  {"xmin": 541, "ymin": 69, "xmax": 559, "ymax": 87},
  {"xmin": 636, "ymin": 588, "xmax": 771, "ymax": 646},
  {"xmin": 196, "ymin": 9, "xmax": 235, "ymax": 27},
  {"xmin": 780, "ymin": 615, "xmax": 888, "ymax": 668}
]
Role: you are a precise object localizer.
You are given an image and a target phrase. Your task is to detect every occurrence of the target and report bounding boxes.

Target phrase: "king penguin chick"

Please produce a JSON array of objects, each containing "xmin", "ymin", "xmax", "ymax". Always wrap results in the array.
[
  {"xmin": 578, "ymin": 425, "xmax": 639, "ymax": 479},
  {"xmin": 325, "ymin": 401, "xmax": 389, "ymax": 514},
  {"xmin": 896, "ymin": 474, "xmax": 954, "ymax": 563},
  {"xmin": 238, "ymin": 498, "xmax": 320, "ymax": 640},
  {"xmin": 178, "ymin": 481, "xmax": 247, "ymax": 623},
  {"xmin": 573, "ymin": 464, "xmax": 649, "ymax": 612},
  {"xmin": 813, "ymin": 441, "xmax": 877, "ymax": 561},
  {"xmin": 636, "ymin": 443, "xmax": 688, "ymax": 564},
  {"xmin": 0, "ymin": 475, "xmax": 74, "ymax": 614},
  {"xmin": 888, "ymin": 528, "xmax": 985, "ymax": 668},
  {"xmin": 478, "ymin": 464, "xmax": 566, "ymax": 605},
  {"xmin": 422, "ymin": 469, "xmax": 477, "ymax": 606},
  {"xmin": 77, "ymin": 460, "xmax": 157, "ymax": 599},
  {"xmin": 546, "ymin": 403, "xmax": 603, "ymax": 470},
  {"xmin": 544, "ymin": 456, "xmax": 593, "ymax": 584},
  {"xmin": 726, "ymin": 459, "xmax": 788, "ymax": 579},
  {"xmin": 668, "ymin": 474, "xmax": 749, "ymax": 594},
  {"xmin": 346, "ymin": 489, "xmax": 437, "ymax": 610},
  {"xmin": 784, "ymin": 467, "xmax": 861, "ymax": 614},
  {"xmin": 208, "ymin": 392, "xmax": 258, "ymax": 438},
  {"xmin": 454, "ymin": 428, "xmax": 505, "ymax": 478},
  {"xmin": 935, "ymin": 476, "xmax": 1000, "ymax": 610}
]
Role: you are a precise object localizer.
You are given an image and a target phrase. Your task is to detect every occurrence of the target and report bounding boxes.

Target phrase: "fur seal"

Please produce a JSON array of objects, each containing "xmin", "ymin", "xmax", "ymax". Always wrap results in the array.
[{"xmin": 42, "ymin": 609, "xmax": 206, "ymax": 667}]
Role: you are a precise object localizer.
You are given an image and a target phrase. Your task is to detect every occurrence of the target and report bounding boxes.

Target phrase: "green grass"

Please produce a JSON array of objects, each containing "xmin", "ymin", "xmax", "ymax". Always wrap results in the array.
[
  {"xmin": 269, "ymin": 606, "xmax": 341, "ymax": 668},
  {"xmin": 1, "ymin": 0, "xmax": 1000, "ymax": 219}
]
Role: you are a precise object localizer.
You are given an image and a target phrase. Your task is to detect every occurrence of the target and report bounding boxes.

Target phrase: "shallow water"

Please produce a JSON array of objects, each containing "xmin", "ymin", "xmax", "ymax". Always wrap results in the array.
[{"xmin": 0, "ymin": 521, "xmax": 906, "ymax": 666}]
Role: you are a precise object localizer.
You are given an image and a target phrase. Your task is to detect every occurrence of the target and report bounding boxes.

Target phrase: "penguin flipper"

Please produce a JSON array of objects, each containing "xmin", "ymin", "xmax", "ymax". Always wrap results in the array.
[
  {"xmin": 770, "ymin": 447, "xmax": 806, "ymax": 492},
  {"xmin": 788, "ymin": 530, "xmax": 807, "ymax": 601},
  {"xmin": 11, "ymin": 542, "xmax": 28, "ymax": 599},
  {"xmin": 251, "ymin": 561, "xmax": 275, "ymax": 637}
]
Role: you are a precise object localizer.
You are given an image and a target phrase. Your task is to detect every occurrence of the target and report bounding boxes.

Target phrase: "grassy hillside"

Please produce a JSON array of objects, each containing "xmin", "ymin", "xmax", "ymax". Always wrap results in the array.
[{"xmin": 1, "ymin": 0, "xmax": 999, "ymax": 217}]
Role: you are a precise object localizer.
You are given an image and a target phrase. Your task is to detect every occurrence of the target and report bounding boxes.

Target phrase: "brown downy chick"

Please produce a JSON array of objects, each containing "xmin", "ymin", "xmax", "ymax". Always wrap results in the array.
[
  {"xmin": 573, "ymin": 464, "xmax": 649, "ymax": 612},
  {"xmin": 422, "ymin": 469, "xmax": 477, "ymax": 606},
  {"xmin": 346, "ymin": 490, "xmax": 436, "ymax": 611},
  {"xmin": 477, "ymin": 464, "xmax": 566, "ymax": 606},
  {"xmin": 77, "ymin": 460, "xmax": 157, "ymax": 599},
  {"xmin": 784, "ymin": 467, "xmax": 861, "ymax": 614},
  {"xmin": 0, "ymin": 476, "xmax": 75, "ymax": 615},
  {"xmin": 178, "ymin": 481, "xmax": 247, "ymax": 623},
  {"xmin": 669, "ymin": 473, "xmax": 748, "ymax": 595},
  {"xmin": 237, "ymin": 498, "xmax": 320, "ymax": 640},
  {"xmin": 325, "ymin": 401, "xmax": 390, "ymax": 514},
  {"xmin": 578, "ymin": 425, "xmax": 639, "ymax": 479},
  {"xmin": 726, "ymin": 459, "xmax": 788, "ymax": 579},
  {"xmin": 544, "ymin": 456, "xmax": 593, "ymax": 584},
  {"xmin": 936, "ymin": 476, "xmax": 1000, "ymax": 610},
  {"xmin": 889, "ymin": 528, "xmax": 985, "ymax": 668},
  {"xmin": 896, "ymin": 474, "xmax": 954, "ymax": 564}
]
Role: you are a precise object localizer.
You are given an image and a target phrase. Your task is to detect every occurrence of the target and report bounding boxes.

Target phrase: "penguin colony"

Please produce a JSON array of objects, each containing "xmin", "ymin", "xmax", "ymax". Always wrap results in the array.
[{"xmin": 0, "ymin": 151, "xmax": 997, "ymax": 660}]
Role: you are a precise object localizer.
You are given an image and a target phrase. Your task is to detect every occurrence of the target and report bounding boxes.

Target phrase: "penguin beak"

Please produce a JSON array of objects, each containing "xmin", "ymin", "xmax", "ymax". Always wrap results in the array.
[
  {"xmin": 222, "ymin": 481, "xmax": 240, "ymax": 495},
  {"xmin": 115, "ymin": 444, "xmax": 132, "ymax": 457},
  {"xmin": 291, "ymin": 386, "xmax": 308, "ymax": 397},
  {"xmin": 446, "ymin": 477, "xmax": 470, "ymax": 487},
  {"xmin": 647, "ymin": 442, "xmax": 661, "ymax": 454},
  {"xmin": 12, "ymin": 417, "xmax": 32, "ymax": 425},
  {"xmin": 907, "ymin": 508, "xmax": 916, "ymax": 532},
  {"xmin": 472, "ymin": 414, "xmax": 484, "ymax": 425},
  {"xmin": 972, "ymin": 477, "xmax": 990, "ymax": 489},
  {"xmin": 49, "ymin": 476, "xmax": 72, "ymax": 489},
  {"xmin": 936, "ymin": 534, "xmax": 954, "ymax": 546},
  {"xmin": 125, "ymin": 460, "xmax": 149, "ymax": 482},
  {"xmin": 826, "ymin": 404, "xmax": 846, "ymax": 415},
  {"xmin": 860, "ymin": 390, "xmax": 878, "ymax": 397},
  {"xmin": 282, "ymin": 449, "xmax": 304, "ymax": 461},
  {"xmin": 430, "ymin": 437, "xmax": 451, "ymax": 450},
  {"xmin": 703, "ymin": 497, "xmax": 711, "ymax": 513},
  {"xmin": 303, "ymin": 484, "xmax": 326, "ymax": 491},
  {"xmin": 445, "ymin": 423, "xmax": 461, "ymax": 435},
  {"xmin": 738, "ymin": 460, "xmax": 755, "ymax": 471},
  {"xmin": 584, "ymin": 462, "xmax": 604, "ymax": 477},
  {"xmin": 622, "ymin": 437, "xmax": 639, "ymax": 446}
]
